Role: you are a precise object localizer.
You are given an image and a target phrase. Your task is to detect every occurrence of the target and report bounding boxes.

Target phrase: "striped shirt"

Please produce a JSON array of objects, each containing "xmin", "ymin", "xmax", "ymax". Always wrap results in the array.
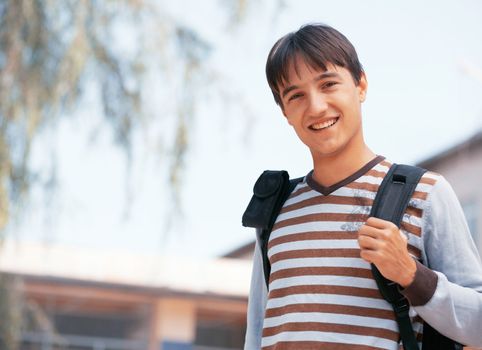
[{"xmin": 261, "ymin": 157, "xmax": 439, "ymax": 350}]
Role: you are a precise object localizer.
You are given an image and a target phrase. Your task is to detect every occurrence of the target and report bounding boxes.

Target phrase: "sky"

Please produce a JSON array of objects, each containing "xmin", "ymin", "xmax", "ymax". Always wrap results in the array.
[{"xmin": 11, "ymin": 0, "xmax": 482, "ymax": 260}]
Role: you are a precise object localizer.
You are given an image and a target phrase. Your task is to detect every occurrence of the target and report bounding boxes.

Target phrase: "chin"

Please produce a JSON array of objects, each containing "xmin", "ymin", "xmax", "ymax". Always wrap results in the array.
[
  {"xmin": 310, "ymin": 139, "xmax": 353, "ymax": 158},
  {"xmin": 310, "ymin": 147, "xmax": 341, "ymax": 159},
  {"xmin": 313, "ymin": 141, "xmax": 341, "ymax": 153}
]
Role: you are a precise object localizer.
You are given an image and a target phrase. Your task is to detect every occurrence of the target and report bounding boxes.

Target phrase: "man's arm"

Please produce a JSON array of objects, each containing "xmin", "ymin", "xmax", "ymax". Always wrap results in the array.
[
  {"xmin": 244, "ymin": 233, "xmax": 268, "ymax": 350},
  {"xmin": 402, "ymin": 175, "xmax": 482, "ymax": 347},
  {"xmin": 358, "ymin": 175, "xmax": 482, "ymax": 346},
  {"xmin": 358, "ymin": 176, "xmax": 482, "ymax": 346}
]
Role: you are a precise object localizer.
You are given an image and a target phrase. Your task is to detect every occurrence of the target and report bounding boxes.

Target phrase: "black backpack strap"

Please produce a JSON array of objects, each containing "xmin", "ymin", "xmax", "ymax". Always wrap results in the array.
[
  {"xmin": 422, "ymin": 323, "xmax": 463, "ymax": 350},
  {"xmin": 370, "ymin": 164, "xmax": 426, "ymax": 350},
  {"xmin": 371, "ymin": 164, "xmax": 463, "ymax": 350},
  {"xmin": 242, "ymin": 171, "xmax": 303, "ymax": 288}
]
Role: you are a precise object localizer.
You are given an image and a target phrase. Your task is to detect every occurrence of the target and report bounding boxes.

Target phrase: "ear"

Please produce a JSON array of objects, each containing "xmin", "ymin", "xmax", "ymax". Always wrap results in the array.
[{"xmin": 358, "ymin": 72, "xmax": 368, "ymax": 102}]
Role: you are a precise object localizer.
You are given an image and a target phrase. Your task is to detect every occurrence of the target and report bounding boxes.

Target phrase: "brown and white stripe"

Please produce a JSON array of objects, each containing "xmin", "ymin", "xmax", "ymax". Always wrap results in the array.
[{"xmin": 261, "ymin": 159, "xmax": 439, "ymax": 350}]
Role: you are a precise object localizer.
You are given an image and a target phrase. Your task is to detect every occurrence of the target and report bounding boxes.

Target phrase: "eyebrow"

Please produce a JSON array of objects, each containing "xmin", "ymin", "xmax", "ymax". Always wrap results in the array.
[{"xmin": 281, "ymin": 72, "xmax": 341, "ymax": 98}]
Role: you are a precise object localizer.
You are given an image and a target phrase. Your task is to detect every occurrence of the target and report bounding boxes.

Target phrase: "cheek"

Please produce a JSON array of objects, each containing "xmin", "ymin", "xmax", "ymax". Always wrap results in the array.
[
  {"xmin": 284, "ymin": 108, "xmax": 301, "ymax": 126},
  {"xmin": 341, "ymin": 95, "xmax": 362, "ymax": 118},
  {"xmin": 284, "ymin": 105, "xmax": 304, "ymax": 122},
  {"xmin": 285, "ymin": 116, "xmax": 295, "ymax": 126}
]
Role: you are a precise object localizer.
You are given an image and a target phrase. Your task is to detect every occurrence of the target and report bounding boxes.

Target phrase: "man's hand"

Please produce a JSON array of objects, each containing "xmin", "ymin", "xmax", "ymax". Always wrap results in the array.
[{"xmin": 358, "ymin": 217, "xmax": 416, "ymax": 288}]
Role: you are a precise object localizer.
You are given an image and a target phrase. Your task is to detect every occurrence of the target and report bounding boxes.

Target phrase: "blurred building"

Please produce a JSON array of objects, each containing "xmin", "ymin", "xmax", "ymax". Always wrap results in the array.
[
  {"xmin": 417, "ymin": 130, "xmax": 482, "ymax": 254},
  {"xmin": 0, "ymin": 241, "xmax": 251, "ymax": 350}
]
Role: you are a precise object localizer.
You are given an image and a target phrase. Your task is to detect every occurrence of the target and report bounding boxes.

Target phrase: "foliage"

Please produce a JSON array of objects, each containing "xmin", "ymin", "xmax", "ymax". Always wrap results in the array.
[{"xmin": 0, "ymin": 0, "xmax": 234, "ymax": 232}]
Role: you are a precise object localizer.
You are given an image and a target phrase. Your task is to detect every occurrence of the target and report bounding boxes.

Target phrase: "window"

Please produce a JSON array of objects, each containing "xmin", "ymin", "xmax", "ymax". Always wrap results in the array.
[
  {"xmin": 195, "ymin": 310, "xmax": 246, "ymax": 349},
  {"xmin": 53, "ymin": 312, "xmax": 141, "ymax": 338},
  {"xmin": 20, "ymin": 298, "xmax": 149, "ymax": 350}
]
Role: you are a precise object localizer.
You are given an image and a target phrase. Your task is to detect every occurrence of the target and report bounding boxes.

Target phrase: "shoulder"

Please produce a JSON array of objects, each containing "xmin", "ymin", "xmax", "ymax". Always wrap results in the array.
[
  {"xmin": 417, "ymin": 172, "xmax": 458, "ymax": 210},
  {"xmin": 410, "ymin": 170, "xmax": 460, "ymax": 219},
  {"xmin": 417, "ymin": 171, "xmax": 467, "ymax": 244},
  {"xmin": 415, "ymin": 170, "xmax": 444, "ymax": 201}
]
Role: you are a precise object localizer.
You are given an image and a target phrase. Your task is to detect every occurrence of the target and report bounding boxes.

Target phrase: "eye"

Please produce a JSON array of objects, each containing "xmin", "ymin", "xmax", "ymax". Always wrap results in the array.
[
  {"xmin": 288, "ymin": 92, "xmax": 303, "ymax": 102},
  {"xmin": 322, "ymin": 81, "xmax": 338, "ymax": 89}
]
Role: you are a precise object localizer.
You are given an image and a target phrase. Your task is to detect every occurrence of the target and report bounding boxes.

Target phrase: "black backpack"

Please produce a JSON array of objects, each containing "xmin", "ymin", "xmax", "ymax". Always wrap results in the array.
[{"xmin": 242, "ymin": 163, "xmax": 462, "ymax": 350}]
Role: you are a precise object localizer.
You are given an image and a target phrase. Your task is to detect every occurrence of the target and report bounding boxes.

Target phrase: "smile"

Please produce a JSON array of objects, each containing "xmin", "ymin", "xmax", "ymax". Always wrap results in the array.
[{"xmin": 309, "ymin": 117, "xmax": 339, "ymax": 131}]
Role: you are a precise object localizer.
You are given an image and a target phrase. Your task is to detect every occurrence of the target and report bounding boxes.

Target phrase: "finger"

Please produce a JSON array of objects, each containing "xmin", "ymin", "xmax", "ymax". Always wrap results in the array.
[
  {"xmin": 358, "ymin": 224, "xmax": 382, "ymax": 239},
  {"xmin": 399, "ymin": 231, "xmax": 409, "ymax": 246},
  {"xmin": 358, "ymin": 235, "xmax": 380, "ymax": 250},
  {"xmin": 360, "ymin": 249, "xmax": 377, "ymax": 263},
  {"xmin": 366, "ymin": 217, "xmax": 397, "ymax": 230}
]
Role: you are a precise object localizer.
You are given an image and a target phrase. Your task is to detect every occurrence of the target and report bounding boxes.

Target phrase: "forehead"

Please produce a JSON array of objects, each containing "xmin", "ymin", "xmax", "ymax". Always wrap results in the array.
[{"xmin": 278, "ymin": 55, "xmax": 341, "ymax": 89}]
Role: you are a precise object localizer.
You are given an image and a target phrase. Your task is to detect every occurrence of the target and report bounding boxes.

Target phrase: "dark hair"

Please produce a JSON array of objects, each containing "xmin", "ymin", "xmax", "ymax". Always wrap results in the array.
[{"xmin": 266, "ymin": 23, "xmax": 364, "ymax": 106}]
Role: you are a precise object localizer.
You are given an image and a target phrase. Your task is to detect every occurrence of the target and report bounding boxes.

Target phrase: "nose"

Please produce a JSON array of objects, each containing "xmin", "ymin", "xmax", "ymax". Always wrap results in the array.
[{"xmin": 306, "ymin": 91, "xmax": 328, "ymax": 116}]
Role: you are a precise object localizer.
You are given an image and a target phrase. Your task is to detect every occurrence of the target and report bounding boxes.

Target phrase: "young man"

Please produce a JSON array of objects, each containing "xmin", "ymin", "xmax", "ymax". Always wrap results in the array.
[{"xmin": 244, "ymin": 23, "xmax": 482, "ymax": 350}]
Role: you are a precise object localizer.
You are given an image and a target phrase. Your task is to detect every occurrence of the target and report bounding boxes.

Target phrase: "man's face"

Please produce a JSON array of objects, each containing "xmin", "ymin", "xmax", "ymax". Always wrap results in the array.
[{"xmin": 278, "ymin": 57, "xmax": 368, "ymax": 160}]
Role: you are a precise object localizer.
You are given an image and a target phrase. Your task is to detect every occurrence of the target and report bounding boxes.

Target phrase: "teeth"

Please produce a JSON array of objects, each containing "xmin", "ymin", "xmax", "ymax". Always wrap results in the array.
[{"xmin": 311, "ymin": 118, "xmax": 338, "ymax": 130}]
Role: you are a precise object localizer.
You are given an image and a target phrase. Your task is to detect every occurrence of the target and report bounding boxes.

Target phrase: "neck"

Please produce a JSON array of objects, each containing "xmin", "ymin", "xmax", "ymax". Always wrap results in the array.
[{"xmin": 311, "ymin": 144, "xmax": 376, "ymax": 188}]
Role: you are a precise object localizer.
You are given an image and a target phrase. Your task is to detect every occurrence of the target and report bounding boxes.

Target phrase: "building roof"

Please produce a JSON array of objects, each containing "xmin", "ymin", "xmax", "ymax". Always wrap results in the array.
[
  {"xmin": 222, "ymin": 240, "xmax": 255, "ymax": 259},
  {"xmin": 417, "ymin": 129, "xmax": 482, "ymax": 168},
  {"xmin": 0, "ymin": 240, "xmax": 251, "ymax": 299}
]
